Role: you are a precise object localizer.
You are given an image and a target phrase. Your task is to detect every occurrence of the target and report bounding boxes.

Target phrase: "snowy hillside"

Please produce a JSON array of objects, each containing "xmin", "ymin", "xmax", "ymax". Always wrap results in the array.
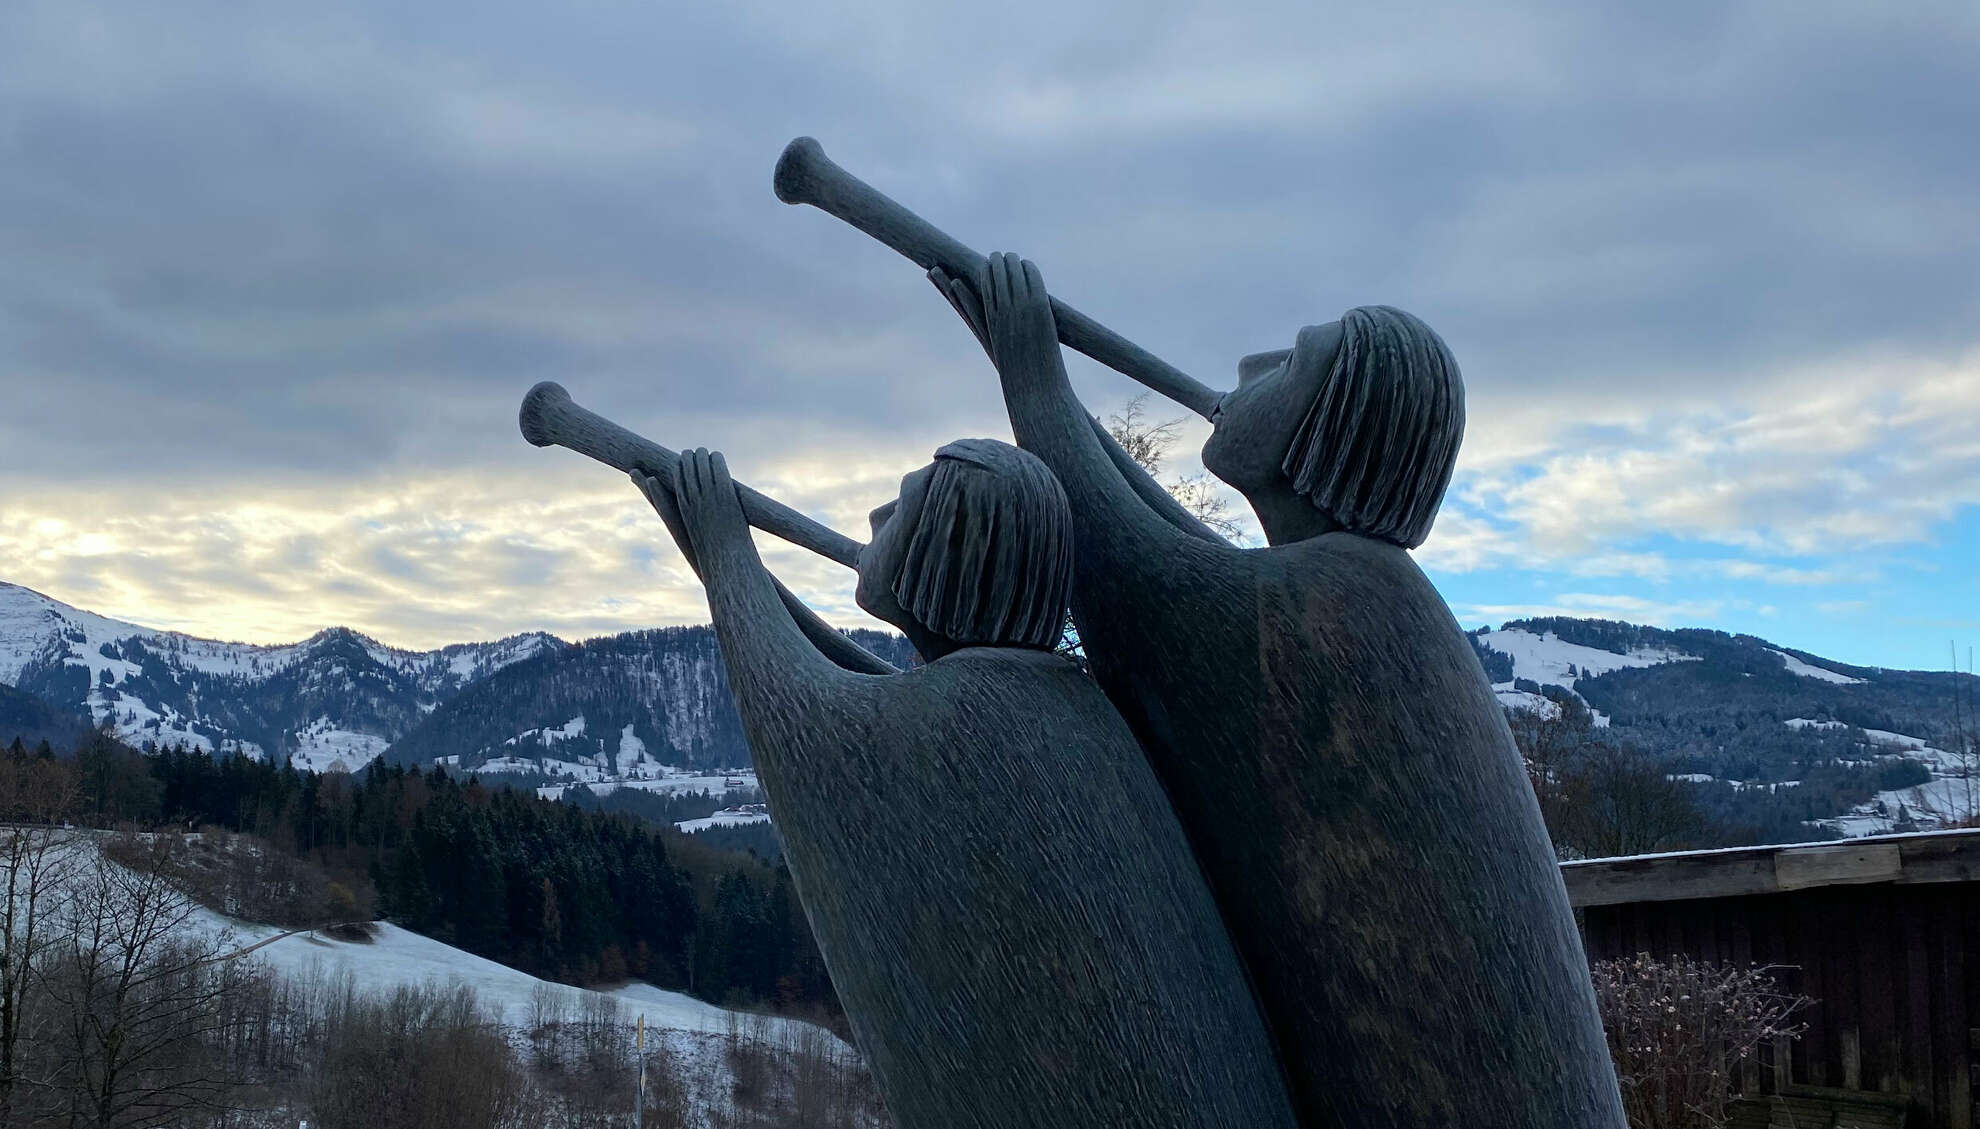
[
  {"xmin": 237, "ymin": 921, "xmax": 833, "ymax": 1047},
  {"xmin": 1473, "ymin": 625, "xmax": 1700, "ymax": 725},
  {"xmin": 1472, "ymin": 626, "xmax": 1699, "ymax": 690},
  {"xmin": 386, "ymin": 626, "xmax": 918, "ymax": 774},
  {"xmin": 1472, "ymin": 618, "xmax": 1979, "ymax": 842},
  {"xmin": 43, "ymin": 835, "xmax": 864, "ymax": 1127},
  {"xmin": 0, "ymin": 581, "xmax": 562, "ymax": 767}
]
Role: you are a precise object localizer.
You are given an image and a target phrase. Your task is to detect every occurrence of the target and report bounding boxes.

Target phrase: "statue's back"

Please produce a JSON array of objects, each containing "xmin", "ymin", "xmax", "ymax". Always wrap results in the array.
[
  {"xmin": 1077, "ymin": 533, "xmax": 1625, "ymax": 1128},
  {"xmin": 751, "ymin": 648, "xmax": 1299, "ymax": 1129}
]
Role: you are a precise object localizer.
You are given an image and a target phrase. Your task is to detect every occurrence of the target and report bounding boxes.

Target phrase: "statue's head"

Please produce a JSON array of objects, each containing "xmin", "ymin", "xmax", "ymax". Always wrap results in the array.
[
  {"xmin": 855, "ymin": 439, "xmax": 1073, "ymax": 656},
  {"xmin": 1200, "ymin": 305, "xmax": 1464, "ymax": 548}
]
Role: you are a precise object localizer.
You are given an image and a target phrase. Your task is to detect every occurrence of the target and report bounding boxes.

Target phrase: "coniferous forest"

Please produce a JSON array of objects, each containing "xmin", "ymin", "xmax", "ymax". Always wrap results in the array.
[{"xmin": 39, "ymin": 732, "xmax": 839, "ymax": 1017}]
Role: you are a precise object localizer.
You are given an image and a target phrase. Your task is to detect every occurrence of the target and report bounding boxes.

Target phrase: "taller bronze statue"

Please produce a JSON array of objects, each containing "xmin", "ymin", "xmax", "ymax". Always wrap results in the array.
[{"xmin": 774, "ymin": 139, "xmax": 1625, "ymax": 1127}]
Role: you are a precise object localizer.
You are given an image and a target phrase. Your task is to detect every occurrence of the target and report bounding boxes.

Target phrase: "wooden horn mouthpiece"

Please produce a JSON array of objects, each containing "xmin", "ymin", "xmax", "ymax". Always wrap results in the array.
[
  {"xmin": 518, "ymin": 381, "xmax": 865, "ymax": 570},
  {"xmin": 773, "ymin": 137, "xmax": 1226, "ymax": 421}
]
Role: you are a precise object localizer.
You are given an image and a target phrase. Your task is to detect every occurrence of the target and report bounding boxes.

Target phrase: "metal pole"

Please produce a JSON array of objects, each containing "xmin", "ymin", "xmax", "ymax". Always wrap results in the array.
[{"xmin": 634, "ymin": 1013, "xmax": 646, "ymax": 1129}]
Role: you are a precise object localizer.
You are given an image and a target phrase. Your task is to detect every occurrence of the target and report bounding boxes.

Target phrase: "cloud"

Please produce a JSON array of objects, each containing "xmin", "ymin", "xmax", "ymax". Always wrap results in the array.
[
  {"xmin": 1, "ymin": 0, "xmax": 1977, "ymax": 658},
  {"xmin": 0, "ymin": 454, "xmax": 935, "ymax": 649},
  {"xmin": 1458, "ymin": 350, "xmax": 1980, "ymax": 558}
]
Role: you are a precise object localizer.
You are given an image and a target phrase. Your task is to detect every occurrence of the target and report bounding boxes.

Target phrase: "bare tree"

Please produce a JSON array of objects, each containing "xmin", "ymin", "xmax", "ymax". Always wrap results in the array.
[
  {"xmin": 1105, "ymin": 393, "xmax": 1244, "ymax": 540},
  {"xmin": 40, "ymin": 833, "xmax": 256, "ymax": 1129},
  {"xmin": 1508, "ymin": 703, "xmax": 1700, "ymax": 860},
  {"xmin": 1055, "ymin": 394, "xmax": 1249, "ymax": 663},
  {"xmin": 1573, "ymin": 742, "xmax": 1702, "ymax": 859},
  {"xmin": 0, "ymin": 751, "xmax": 81, "ymax": 1126}
]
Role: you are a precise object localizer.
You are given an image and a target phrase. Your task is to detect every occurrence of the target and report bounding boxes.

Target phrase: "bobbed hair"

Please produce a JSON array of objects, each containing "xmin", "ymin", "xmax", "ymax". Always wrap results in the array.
[
  {"xmin": 1280, "ymin": 305, "xmax": 1465, "ymax": 548},
  {"xmin": 891, "ymin": 439, "xmax": 1074, "ymax": 651}
]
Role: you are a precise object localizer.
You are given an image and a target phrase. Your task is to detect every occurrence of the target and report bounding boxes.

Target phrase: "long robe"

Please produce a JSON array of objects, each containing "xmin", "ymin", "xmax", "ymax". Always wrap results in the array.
[
  {"xmin": 694, "ymin": 526, "xmax": 1299, "ymax": 1129},
  {"xmin": 990, "ymin": 331, "xmax": 1628, "ymax": 1127}
]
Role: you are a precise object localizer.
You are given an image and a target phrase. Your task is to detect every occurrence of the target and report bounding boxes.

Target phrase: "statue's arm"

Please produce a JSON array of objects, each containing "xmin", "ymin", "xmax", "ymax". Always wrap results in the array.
[
  {"xmin": 773, "ymin": 579, "xmax": 903, "ymax": 675},
  {"xmin": 644, "ymin": 452, "xmax": 866, "ymax": 690},
  {"xmin": 930, "ymin": 255, "xmax": 1201, "ymax": 555},
  {"xmin": 1087, "ymin": 414, "xmax": 1229, "ymax": 545},
  {"xmin": 635, "ymin": 470, "xmax": 899, "ymax": 676}
]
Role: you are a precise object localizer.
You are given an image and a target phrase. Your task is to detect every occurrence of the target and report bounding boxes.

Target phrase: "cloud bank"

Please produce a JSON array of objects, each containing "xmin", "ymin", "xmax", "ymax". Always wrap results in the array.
[{"xmin": 2, "ymin": 0, "xmax": 1975, "ymax": 664}]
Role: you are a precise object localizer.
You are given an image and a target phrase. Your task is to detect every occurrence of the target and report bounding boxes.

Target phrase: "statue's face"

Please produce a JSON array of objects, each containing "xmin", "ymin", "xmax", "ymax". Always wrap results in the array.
[
  {"xmin": 854, "ymin": 462, "xmax": 937, "ymax": 633},
  {"xmin": 1200, "ymin": 321, "xmax": 1341, "ymax": 496}
]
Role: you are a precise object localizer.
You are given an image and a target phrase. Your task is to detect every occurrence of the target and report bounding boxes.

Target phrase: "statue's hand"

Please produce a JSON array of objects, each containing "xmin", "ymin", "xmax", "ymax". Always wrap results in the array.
[
  {"xmin": 975, "ymin": 252, "xmax": 1058, "ymax": 378},
  {"xmin": 630, "ymin": 468, "xmax": 701, "ymax": 579},
  {"xmin": 932, "ymin": 254, "xmax": 1056, "ymax": 377},
  {"xmin": 671, "ymin": 448, "xmax": 749, "ymax": 561},
  {"xmin": 928, "ymin": 265, "xmax": 991, "ymax": 359}
]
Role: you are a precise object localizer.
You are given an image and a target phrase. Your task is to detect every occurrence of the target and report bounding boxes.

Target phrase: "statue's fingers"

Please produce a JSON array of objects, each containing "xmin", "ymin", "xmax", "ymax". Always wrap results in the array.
[
  {"xmin": 709, "ymin": 451, "xmax": 733, "ymax": 495},
  {"xmin": 635, "ymin": 472, "xmax": 697, "ymax": 567},
  {"xmin": 945, "ymin": 278, "xmax": 990, "ymax": 352},
  {"xmin": 633, "ymin": 470, "xmax": 662, "ymax": 510},
  {"xmin": 1021, "ymin": 258, "xmax": 1045, "ymax": 302},
  {"xmin": 927, "ymin": 269, "xmax": 970, "ymax": 326},
  {"xmin": 676, "ymin": 451, "xmax": 701, "ymax": 506},
  {"xmin": 973, "ymin": 255, "xmax": 998, "ymax": 312},
  {"xmin": 991, "ymin": 252, "xmax": 1015, "ymax": 312}
]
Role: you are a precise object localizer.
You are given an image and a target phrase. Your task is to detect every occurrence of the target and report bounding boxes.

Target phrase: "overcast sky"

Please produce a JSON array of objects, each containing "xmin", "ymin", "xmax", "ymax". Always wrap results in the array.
[{"xmin": 2, "ymin": 0, "xmax": 1976, "ymax": 670}]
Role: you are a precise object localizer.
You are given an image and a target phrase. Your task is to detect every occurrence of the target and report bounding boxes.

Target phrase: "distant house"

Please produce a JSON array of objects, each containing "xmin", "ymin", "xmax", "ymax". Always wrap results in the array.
[{"xmin": 1565, "ymin": 829, "xmax": 1980, "ymax": 1128}]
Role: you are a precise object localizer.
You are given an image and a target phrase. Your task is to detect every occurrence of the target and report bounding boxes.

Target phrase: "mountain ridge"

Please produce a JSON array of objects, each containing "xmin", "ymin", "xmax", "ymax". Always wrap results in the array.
[
  {"xmin": 0, "ymin": 581, "xmax": 566, "ymax": 767},
  {"xmin": 8, "ymin": 581, "xmax": 1976, "ymax": 842}
]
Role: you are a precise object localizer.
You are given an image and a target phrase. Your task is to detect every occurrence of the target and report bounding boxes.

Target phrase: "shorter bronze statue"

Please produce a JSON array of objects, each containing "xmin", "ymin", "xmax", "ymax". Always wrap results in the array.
[{"xmin": 620, "ymin": 442, "xmax": 1297, "ymax": 1129}]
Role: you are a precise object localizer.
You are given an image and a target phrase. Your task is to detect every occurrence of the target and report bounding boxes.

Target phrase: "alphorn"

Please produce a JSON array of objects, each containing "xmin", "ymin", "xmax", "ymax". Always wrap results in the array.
[
  {"xmin": 519, "ymin": 381, "xmax": 866, "ymax": 569},
  {"xmin": 773, "ymin": 137, "xmax": 1226, "ymax": 421}
]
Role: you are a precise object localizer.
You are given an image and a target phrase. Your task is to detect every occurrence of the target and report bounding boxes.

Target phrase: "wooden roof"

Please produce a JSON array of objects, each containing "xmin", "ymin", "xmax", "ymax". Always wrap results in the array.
[{"xmin": 1560, "ymin": 828, "xmax": 1980, "ymax": 908}]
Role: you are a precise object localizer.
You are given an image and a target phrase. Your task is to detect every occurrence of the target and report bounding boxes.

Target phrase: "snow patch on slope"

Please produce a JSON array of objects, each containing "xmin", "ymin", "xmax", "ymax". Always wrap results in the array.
[
  {"xmin": 286, "ymin": 718, "xmax": 389, "ymax": 774},
  {"xmin": 1770, "ymin": 649, "xmax": 1865, "ymax": 685},
  {"xmin": 676, "ymin": 808, "xmax": 772, "ymax": 834},
  {"xmin": 1473, "ymin": 628, "xmax": 1696, "ymax": 689}
]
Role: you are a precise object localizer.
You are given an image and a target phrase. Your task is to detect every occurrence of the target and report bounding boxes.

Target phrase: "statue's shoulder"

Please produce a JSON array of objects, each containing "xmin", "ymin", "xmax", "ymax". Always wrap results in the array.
[
  {"xmin": 914, "ymin": 646, "xmax": 1085, "ymax": 683},
  {"xmin": 1263, "ymin": 529, "xmax": 1423, "ymax": 579},
  {"xmin": 908, "ymin": 647, "xmax": 1117, "ymax": 713}
]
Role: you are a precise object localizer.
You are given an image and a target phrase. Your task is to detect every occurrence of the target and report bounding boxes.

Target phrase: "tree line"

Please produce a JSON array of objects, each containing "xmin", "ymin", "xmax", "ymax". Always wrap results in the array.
[{"xmin": 8, "ymin": 731, "xmax": 840, "ymax": 1017}]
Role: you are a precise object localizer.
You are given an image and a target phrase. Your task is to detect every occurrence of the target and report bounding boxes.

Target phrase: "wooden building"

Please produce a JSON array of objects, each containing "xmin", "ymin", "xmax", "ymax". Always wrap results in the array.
[{"xmin": 1565, "ymin": 829, "xmax": 1980, "ymax": 1129}]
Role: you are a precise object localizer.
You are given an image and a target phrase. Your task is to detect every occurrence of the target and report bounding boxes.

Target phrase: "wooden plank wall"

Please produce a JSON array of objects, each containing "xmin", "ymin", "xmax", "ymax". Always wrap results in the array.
[{"xmin": 1581, "ymin": 883, "xmax": 1979, "ymax": 1128}]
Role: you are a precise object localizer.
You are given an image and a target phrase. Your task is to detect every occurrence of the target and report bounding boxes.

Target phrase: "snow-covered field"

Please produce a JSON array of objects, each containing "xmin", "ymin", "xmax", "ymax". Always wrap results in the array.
[
  {"xmin": 1797, "ymin": 720, "xmax": 1980, "ymax": 837},
  {"xmin": 532, "ymin": 763, "xmax": 760, "ymax": 803},
  {"xmin": 1769, "ymin": 649, "xmax": 1866, "ymax": 685},
  {"xmin": 235, "ymin": 920, "xmax": 827, "ymax": 1047},
  {"xmin": 676, "ymin": 809, "xmax": 772, "ymax": 834},
  {"xmin": 1473, "ymin": 627, "xmax": 1697, "ymax": 690},
  {"xmin": 1475, "ymin": 627, "xmax": 1696, "ymax": 727},
  {"xmin": 29, "ymin": 835, "xmax": 857, "ymax": 1126},
  {"xmin": 285, "ymin": 718, "xmax": 391, "ymax": 774}
]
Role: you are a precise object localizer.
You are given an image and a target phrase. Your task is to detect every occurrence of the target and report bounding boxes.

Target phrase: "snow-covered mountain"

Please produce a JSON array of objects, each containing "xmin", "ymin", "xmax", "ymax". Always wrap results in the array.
[
  {"xmin": 384, "ymin": 626, "xmax": 918, "ymax": 775},
  {"xmin": 0, "ymin": 582, "xmax": 563, "ymax": 768},
  {"xmin": 1470, "ymin": 618, "xmax": 1979, "ymax": 837},
  {"xmin": 13, "ymin": 580, "xmax": 1974, "ymax": 842},
  {"xmin": 0, "ymin": 581, "xmax": 914, "ymax": 781}
]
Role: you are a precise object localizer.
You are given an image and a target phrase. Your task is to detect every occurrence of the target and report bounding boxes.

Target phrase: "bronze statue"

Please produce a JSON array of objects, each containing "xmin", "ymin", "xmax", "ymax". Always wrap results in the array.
[
  {"xmin": 521, "ymin": 392, "xmax": 1298, "ymax": 1127},
  {"xmin": 773, "ymin": 139, "xmax": 1625, "ymax": 1127}
]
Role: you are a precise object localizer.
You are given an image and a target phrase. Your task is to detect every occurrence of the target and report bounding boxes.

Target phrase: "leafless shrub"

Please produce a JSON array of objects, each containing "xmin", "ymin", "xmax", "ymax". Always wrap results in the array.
[
  {"xmin": 1592, "ymin": 954, "xmax": 1810, "ymax": 1129},
  {"xmin": 102, "ymin": 829, "xmax": 373, "ymax": 929},
  {"xmin": 306, "ymin": 981, "xmax": 542, "ymax": 1129},
  {"xmin": 709, "ymin": 1010, "xmax": 888, "ymax": 1129}
]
